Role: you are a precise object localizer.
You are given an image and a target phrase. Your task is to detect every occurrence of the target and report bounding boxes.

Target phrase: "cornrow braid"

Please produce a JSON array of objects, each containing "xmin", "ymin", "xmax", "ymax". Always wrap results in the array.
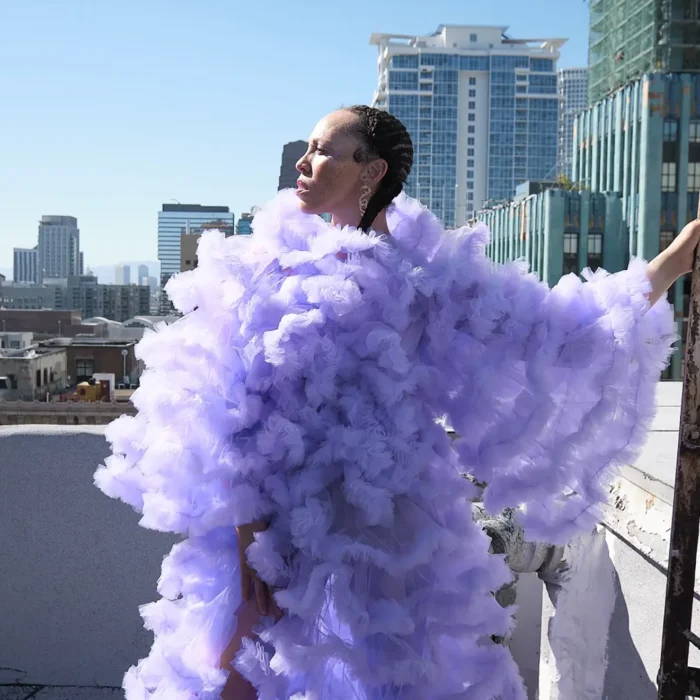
[{"xmin": 346, "ymin": 105, "xmax": 414, "ymax": 232}]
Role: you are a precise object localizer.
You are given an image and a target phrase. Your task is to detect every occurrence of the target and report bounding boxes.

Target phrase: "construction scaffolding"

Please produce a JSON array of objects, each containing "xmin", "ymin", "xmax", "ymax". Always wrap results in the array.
[{"xmin": 589, "ymin": 0, "xmax": 700, "ymax": 105}]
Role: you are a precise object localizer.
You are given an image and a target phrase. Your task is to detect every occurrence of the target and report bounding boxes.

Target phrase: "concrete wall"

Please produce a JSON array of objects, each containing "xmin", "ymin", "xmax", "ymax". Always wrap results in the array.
[
  {"xmin": 0, "ymin": 426, "xmax": 176, "ymax": 686},
  {"xmin": 539, "ymin": 382, "xmax": 696, "ymax": 700}
]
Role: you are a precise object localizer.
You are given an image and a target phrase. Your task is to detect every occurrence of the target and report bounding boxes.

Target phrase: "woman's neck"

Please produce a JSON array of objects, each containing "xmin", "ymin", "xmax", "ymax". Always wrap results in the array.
[{"xmin": 331, "ymin": 207, "xmax": 390, "ymax": 234}]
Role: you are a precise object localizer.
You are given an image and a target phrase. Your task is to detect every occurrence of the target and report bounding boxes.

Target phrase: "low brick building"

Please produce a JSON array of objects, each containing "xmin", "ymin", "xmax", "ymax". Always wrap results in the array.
[{"xmin": 42, "ymin": 338, "xmax": 139, "ymax": 385}]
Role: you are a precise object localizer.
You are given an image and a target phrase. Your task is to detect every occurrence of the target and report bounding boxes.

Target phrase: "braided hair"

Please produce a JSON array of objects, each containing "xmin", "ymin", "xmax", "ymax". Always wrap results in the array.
[{"xmin": 346, "ymin": 105, "xmax": 414, "ymax": 232}]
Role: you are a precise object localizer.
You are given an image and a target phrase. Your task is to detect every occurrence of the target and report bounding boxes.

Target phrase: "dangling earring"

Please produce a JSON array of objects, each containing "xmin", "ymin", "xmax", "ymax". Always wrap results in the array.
[{"xmin": 359, "ymin": 183, "xmax": 372, "ymax": 215}]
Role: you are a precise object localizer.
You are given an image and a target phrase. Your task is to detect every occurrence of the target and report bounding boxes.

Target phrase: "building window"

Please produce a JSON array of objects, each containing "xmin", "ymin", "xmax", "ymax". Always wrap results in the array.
[
  {"xmin": 469, "ymin": 77, "xmax": 476, "ymax": 86},
  {"xmin": 467, "ymin": 170, "xmax": 474, "ymax": 179},
  {"xmin": 689, "ymin": 162, "xmax": 700, "ymax": 191},
  {"xmin": 43, "ymin": 368, "xmax": 48, "ymax": 386},
  {"xmin": 662, "ymin": 162, "xmax": 677, "ymax": 192},
  {"xmin": 664, "ymin": 119, "xmax": 678, "ymax": 141},
  {"xmin": 467, "ymin": 193, "xmax": 474, "ymax": 201},
  {"xmin": 468, "ymin": 114, "xmax": 475, "ymax": 122},
  {"xmin": 563, "ymin": 232, "xmax": 578, "ymax": 275},
  {"xmin": 469, "ymin": 89, "xmax": 476, "ymax": 97},
  {"xmin": 467, "ymin": 159, "xmax": 474, "ymax": 167},
  {"xmin": 36, "ymin": 369, "xmax": 41, "ymax": 388},
  {"xmin": 660, "ymin": 230, "xmax": 675, "ymax": 251},
  {"xmin": 468, "ymin": 126, "xmax": 475, "ymax": 133},
  {"xmin": 469, "ymin": 101, "xmax": 476, "ymax": 109},
  {"xmin": 588, "ymin": 233, "xmax": 603, "ymax": 271},
  {"xmin": 690, "ymin": 120, "xmax": 700, "ymax": 143},
  {"xmin": 468, "ymin": 137, "xmax": 475, "ymax": 145},
  {"xmin": 470, "ymin": 33, "xmax": 478, "ymax": 42},
  {"xmin": 467, "ymin": 180, "xmax": 474, "ymax": 188},
  {"xmin": 467, "ymin": 148, "xmax": 474, "ymax": 157},
  {"xmin": 76, "ymin": 359, "xmax": 95, "ymax": 382}
]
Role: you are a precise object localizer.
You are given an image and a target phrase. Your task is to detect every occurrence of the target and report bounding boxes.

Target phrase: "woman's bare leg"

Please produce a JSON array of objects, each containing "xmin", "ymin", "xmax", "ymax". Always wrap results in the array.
[{"xmin": 220, "ymin": 598, "xmax": 263, "ymax": 700}]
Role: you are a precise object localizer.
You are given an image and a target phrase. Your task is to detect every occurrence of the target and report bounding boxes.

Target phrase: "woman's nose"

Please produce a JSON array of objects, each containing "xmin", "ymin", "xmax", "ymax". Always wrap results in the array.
[{"xmin": 296, "ymin": 152, "xmax": 310, "ymax": 174}]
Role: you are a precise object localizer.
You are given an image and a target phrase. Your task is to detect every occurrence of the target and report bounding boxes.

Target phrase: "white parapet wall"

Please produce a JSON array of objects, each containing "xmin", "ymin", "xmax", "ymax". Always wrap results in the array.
[{"xmin": 540, "ymin": 382, "xmax": 700, "ymax": 700}]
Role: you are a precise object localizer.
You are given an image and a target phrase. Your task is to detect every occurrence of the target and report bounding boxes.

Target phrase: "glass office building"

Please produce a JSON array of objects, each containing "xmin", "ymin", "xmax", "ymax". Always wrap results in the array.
[
  {"xmin": 158, "ymin": 204, "xmax": 234, "ymax": 287},
  {"xmin": 371, "ymin": 25, "xmax": 563, "ymax": 227}
]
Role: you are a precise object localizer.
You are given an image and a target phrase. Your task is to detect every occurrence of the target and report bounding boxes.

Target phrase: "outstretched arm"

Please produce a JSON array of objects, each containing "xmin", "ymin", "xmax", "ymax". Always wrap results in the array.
[{"xmin": 647, "ymin": 219, "xmax": 700, "ymax": 306}]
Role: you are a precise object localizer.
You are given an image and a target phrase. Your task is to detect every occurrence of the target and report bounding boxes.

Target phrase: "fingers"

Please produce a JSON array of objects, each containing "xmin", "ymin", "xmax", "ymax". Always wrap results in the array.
[{"xmin": 253, "ymin": 576, "xmax": 269, "ymax": 616}]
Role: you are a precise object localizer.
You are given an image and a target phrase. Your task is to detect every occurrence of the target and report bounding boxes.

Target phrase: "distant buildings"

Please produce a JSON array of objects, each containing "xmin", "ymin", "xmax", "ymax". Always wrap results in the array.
[
  {"xmin": 236, "ymin": 212, "xmax": 254, "ymax": 235},
  {"xmin": 137, "ymin": 264, "xmax": 149, "ymax": 283},
  {"xmin": 114, "ymin": 264, "xmax": 131, "ymax": 286},
  {"xmin": 13, "ymin": 247, "xmax": 38, "ymax": 284},
  {"xmin": 557, "ymin": 68, "xmax": 588, "ymax": 179},
  {"xmin": 371, "ymin": 24, "xmax": 564, "ymax": 226},
  {"xmin": 37, "ymin": 215, "xmax": 80, "ymax": 282},
  {"xmin": 0, "ymin": 274, "xmax": 149, "ymax": 322},
  {"xmin": 157, "ymin": 204, "xmax": 234, "ymax": 308},
  {"xmin": 278, "ymin": 141, "xmax": 307, "ymax": 191},
  {"xmin": 588, "ymin": 0, "xmax": 700, "ymax": 104}
]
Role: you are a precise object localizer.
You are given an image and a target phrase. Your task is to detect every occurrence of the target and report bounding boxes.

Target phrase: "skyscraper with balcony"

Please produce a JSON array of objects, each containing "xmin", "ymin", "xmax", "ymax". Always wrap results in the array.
[
  {"xmin": 371, "ymin": 25, "xmax": 564, "ymax": 227},
  {"xmin": 558, "ymin": 68, "xmax": 588, "ymax": 179},
  {"xmin": 13, "ymin": 247, "xmax": 38, "ymax": 284},
  {"xmin": 278, "ymin": 141, "xmax": 308, "ymax": 191},
  {"xmin": 588, "ymin": 0, "xmax": 700, "ymax": 104},
  {"xmin": 37, "ymin": 215, "xmax": 80, "ymax": 282}
]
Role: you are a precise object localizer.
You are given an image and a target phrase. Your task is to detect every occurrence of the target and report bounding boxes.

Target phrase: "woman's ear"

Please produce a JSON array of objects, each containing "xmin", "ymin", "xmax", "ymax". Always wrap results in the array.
[{"xmin": 364, "ymin": 158, "xmax": 389, "ymax": 187}]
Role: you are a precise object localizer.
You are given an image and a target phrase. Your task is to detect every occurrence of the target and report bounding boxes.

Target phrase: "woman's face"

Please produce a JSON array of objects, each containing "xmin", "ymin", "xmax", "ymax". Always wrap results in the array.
[{"xmin": 295, "ymin": 110, "xmax": 368, "ymax": 217}]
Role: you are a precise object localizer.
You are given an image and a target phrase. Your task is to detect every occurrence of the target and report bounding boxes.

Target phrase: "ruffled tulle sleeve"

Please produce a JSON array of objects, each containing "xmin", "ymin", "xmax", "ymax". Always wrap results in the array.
[{"xmin": 424, "ymin": 223, "xmax": 677, "ymax": 544}]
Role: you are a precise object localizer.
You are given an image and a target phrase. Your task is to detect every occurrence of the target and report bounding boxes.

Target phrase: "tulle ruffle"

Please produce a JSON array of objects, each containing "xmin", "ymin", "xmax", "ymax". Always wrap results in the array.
[{"xmin": 95, "ymin": 189, "xmax": 674, "ymax": 699}]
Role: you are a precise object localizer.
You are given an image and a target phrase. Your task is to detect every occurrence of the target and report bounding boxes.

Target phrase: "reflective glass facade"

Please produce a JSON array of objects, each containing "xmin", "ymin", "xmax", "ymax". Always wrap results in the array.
[
  {"xmin": 372, "ymin": 26, "xmax": 562, "ymax": 227},
  {"xmin": 157, "ymin": 205, "xmax": 234, "ymax": 296}
]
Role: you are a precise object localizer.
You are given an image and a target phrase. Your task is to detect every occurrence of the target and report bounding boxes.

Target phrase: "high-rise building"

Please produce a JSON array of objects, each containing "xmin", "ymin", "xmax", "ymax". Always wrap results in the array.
[
  {"xmin": 371, "ymin": 25, "xmax": 564, "ymax": 227},
  {"xmin": 158, "ymin": 205, "xmax": 234, "ymax": 309},
  {"xmin": 37, "ymin": 215, "xmax": 80, "ymax": 282},
  {"xmin": 573, "ymin": 72, "xmax": 700, "ymax": 378},
  {"xmin": 13, "ymin": 247, "xmax": 38, "ymax": 284},
  {"xmin": 588, "ymin": 0, "xmax": 700, "ymax": 104},
  {"xmin": 114, "ymin": 264, "xmax": 131, "ymax": 286},
  {"xmin": 138, "ymin": 264, "xmax": 149, "ymax": 283},
  {"xmin": 278, "ymin": 141, "xmax": 308, "ymax": 191},
  {"xmin": 558, "ymin": 68, "xmax": 588, "ymax": 180}
]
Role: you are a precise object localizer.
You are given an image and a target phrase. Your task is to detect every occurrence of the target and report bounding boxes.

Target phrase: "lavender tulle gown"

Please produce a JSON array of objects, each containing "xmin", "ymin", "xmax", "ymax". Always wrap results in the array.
[{"xmin": 95, "ymin": 191, "xmax": 675, "ymax": 699}]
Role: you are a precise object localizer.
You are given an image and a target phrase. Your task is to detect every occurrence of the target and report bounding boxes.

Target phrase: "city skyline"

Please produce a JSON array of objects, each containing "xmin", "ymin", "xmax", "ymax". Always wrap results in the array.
[{"xmin": 1, "ymin": 2, "xmax": 591, "ymax": 269}]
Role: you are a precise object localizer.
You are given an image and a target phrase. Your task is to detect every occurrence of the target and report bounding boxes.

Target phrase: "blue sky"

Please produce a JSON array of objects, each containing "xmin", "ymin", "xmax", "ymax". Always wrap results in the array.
[{"xmin": 0, "ymin": 0, "xmax": 590, "ymax": 272}]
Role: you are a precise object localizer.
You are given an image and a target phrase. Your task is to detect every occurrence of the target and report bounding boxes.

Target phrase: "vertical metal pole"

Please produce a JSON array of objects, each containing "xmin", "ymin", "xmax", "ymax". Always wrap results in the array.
[{"xmin": 658, "ymin": 202, "xmax": 700, "ymax": 699}]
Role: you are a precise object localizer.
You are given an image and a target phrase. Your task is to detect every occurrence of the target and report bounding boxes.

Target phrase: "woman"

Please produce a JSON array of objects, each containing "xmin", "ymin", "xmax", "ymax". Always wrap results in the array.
[{"xmin": 95, "ymin": 105, "xmax": 692, "ymax": 700}]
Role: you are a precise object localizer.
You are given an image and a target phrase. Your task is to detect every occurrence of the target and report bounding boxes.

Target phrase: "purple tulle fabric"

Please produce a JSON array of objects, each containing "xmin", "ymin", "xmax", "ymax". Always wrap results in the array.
[{"xmin": 94, "ymin": 190, "xmax": 675, "ymax": 699}]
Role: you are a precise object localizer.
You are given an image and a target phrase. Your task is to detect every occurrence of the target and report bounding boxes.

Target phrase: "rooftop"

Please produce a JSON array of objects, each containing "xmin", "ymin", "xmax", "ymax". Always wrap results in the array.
[{"xmin": 0, "ymin": 382, "xmax": 689, "ymax": 698}]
